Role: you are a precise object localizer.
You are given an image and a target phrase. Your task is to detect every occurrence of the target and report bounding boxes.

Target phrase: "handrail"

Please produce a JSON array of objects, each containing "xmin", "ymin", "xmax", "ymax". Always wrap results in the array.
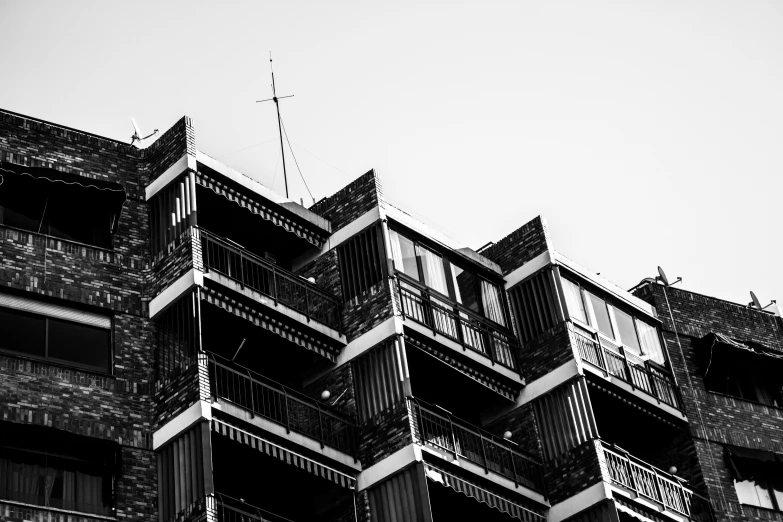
[
  {"xmin": 213, "ymin": 493, "xmax": 298, "ymax": 522},
  {"xmin": 199, "ymin": 228, "xmax": 341, "ymax": 330},
  {"xmin": 0, "ymin": 223, "xmax": 117, "ymax": 261},
  {"xmin": 206, "ymin": 352, "xmax": 357, "ymax": 455},
  {"xmin": 396, "ymin": 277, "xmax": 518, "ymax": 370},
  {"xmin": 600, "ymin": 443, "xmax": 714, "ymax": 522},
  {"xmin": 573, "ymin": 327, "xmax": 681, "ymax": 409},
  {"xmin": 409, "ymin": 397, "xmax": 545, "ymax": 492}
]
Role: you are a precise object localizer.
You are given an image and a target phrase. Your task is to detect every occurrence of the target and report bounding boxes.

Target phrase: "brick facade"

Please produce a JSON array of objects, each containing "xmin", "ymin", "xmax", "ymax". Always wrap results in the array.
[
  {"xmin": 634, "ymin": 283, "xmax": 783, "ymax": 522},
  {"xmin": 481, "ymin": 216, "xmax": 553, "ymax": 276}
]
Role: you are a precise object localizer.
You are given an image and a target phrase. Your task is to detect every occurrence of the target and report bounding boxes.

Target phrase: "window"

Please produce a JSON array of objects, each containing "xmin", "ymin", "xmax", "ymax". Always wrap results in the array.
[
  {"xmin": 337, "ymin": 225, "xmax": 387, "ymax": 301},
  {"xmin": 389, "ymin": 228, "xmax": 508, "ymax": 326},
  {"xmin": 0, "ymin": 304, "xmax": 111, "ymax": 372},
  {"xmin": 0, "ymin": 162, "xmax": 125, "ymax": 249},
  {"xmin": 727, "ymin": 447, "xmax": 783, "ymax": 511},
  {"xmin": 562, "ymin": 278, "xmax": 666, "ymax": 365},
  {"xmin": 0, "ymin": 421, "xmax": 117, "ymax": 516}
]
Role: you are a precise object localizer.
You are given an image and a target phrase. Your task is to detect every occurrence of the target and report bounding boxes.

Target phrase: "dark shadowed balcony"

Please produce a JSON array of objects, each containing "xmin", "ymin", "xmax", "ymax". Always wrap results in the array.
[
  {"xmin": 410, "ymin": 398, "xmax": 545, "ymax": 494},
  {"xmin": 206, "ymin": 352, "xmax": 357, "ymax": 457}
]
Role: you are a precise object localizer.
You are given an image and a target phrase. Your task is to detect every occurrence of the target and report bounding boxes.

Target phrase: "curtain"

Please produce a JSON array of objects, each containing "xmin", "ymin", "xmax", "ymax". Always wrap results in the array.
[
  {"xmin": 636, "ymin": 320, "xmax": 665, "ymax": 364},
  {"xmin": 561, "ymin": 278, "xmax": 588, "ymax": 324},
  {"xmin": 480, "ymin": 280, "xmax": 506, "ymax": 327},
  {"xmin": 416, "ymin": 245, "xmax": 448, "ymax": 295},
  {"xmin": 388, "ymin": 230, "xmax": 419, "ymax": 280}
]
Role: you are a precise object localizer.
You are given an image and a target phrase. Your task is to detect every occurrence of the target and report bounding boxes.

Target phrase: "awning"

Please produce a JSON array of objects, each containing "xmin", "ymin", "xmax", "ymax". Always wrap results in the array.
[
  {"xmin": 724, "ymin": 445, "xmax": 781, "ymax": 481},
  {"xmin": 613, "ymin": 497, "xmax": 669, "ymax": 522},
  {"xmin": 196, "ymin": 171, "xmax": 327, "ymax": 248},
  {"xmin": 201, "ymin": 287, "xmax": 341, "ymax": 362},
  {"xmin": 423, "ymin": 462, "xmax": 544, "ymax": 522},
  {"xmin": 404, "ymin": 334, "xmax": 519, "ymax": 401},
  {"xmin": 211, "ymin": 419, "xmax": 356, "ymax": 490},
  {"xmin": 698, "ymin": 333, "xmax": 783, "ymax": 363},
  {"xmin": 0, "ymin": 161, "xmax": 127, "ymax": 234}
]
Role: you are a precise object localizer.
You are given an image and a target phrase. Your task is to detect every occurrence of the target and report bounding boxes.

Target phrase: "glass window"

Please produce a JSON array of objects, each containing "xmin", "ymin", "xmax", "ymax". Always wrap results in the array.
[
  {"xmin": 731, "ymin": 455, "xmax": 782, "ymax": 510},
  {"xmin": 480, "ymin": 280, "xmax": 507, "ymax": 327},
  {"xmin": 389, "ymin": 230, "xmax": 420, "ymax": 281},
  {"xmin": 613, "ymin": 308, "xmax": 642, "ymax": 355},
  {"xmin": 561, "ymin": 278, "xmax": 588, "ymax": 324},
  {"xmin": 48, "ymin": 319, "xmax": 111, "ymax": 371},
  {"xmin": 451, "ymin": 265, "xmax": 478, "ymax": 313},
  {"xmin": 0, "ymin": 305, "xmax": 110, "ymax": 372},
  {"xmin": 587, "ymin": 292, "xmax": 614, "ymax": 338},
  {"xmin": 416, "ymin": 245, "xmax": 448, "ymax": 295},
  {"xmin": 0, "ymin": 308, "xmax": 46, "ymax": 357},
  {"xmin": 636, "ymin": 320, "xmax": 665, "ymax": 364}
]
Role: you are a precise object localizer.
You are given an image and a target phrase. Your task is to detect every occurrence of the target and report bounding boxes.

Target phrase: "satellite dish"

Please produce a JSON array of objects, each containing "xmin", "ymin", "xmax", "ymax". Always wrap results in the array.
[
  {"xmin": 750, "ymin": 291, "xmax": 762, "ymax": 309},
  {"xmin": 657, "ymin": 266, "xmax": 670, "ymax": 286},
  {"xmin": 129, "ymin": 118, "xmax": 159, "ymax": 148}
]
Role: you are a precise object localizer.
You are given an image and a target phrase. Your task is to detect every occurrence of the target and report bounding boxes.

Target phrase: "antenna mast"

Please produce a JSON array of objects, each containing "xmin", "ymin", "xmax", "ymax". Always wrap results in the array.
[{"xmin": 257, "ymin": 52, "xmax": 295, "ymax": 198}]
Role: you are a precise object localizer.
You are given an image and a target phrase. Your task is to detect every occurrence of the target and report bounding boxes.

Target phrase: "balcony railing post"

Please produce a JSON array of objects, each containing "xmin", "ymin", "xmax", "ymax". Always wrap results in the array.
[
  {"xmin": 509, "ymin": 446, "xmax": 519, "ymax": 488},
  {"xmin": 246, "ymin": 368, "xmax": 255, "ymax": 418},
  {"xmin": 305, "ymin": 288, "xmax": 311, "ymax": 323},
  {"xmin": 272, "ymin": 269, "xmax": 278, "ymax": 304},
  {"xmin": 447, "ymin": 413, "xmax": 459, "ymax": 460},
  {"xmin": 282, "ymin": 386, "xmax": 291, "ymax": 433},
  {"xmin": 478, "ymin": 431, "xmax": 490, "ymax": 475},
  {"xmin": 317, "ymin": 401, "xmax": 326, "ymax": 449}
]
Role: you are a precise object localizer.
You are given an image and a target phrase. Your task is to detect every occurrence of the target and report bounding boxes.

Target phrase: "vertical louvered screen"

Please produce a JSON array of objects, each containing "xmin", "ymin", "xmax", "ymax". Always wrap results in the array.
[
  {"xmin": 156, "ymin": 289, "xmax": 201, "ymax": 382},
  {"xmin": 368, "ymin": 464, "xmax": 432, "ymax": 522},
  {"xmin": 150, "ymin": 172, "xmax": 198, "ymax": 257},
  {"xmin": 157, "ymin": 421, "xmax": 213, "ymax": 522},
  {"xmin": 508, "ymin": 268, "xmax": 563, "ymax": 344},
  {"xmin": 533, "ymin": 377, "xmax": 598, "ymax": 461},
  {"xmin": 353, "ymin": 338, "xmax": 408, "ymax": 423},
  {"xmin": 337, "ymin": 224, "xmax": 387, "ymax": 301}
]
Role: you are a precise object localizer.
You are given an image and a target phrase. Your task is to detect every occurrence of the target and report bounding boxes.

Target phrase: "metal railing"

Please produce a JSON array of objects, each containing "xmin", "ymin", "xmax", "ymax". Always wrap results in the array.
[
  {"xmin": 207, "ymin": 353, "xmax": 357, "ymax": 455},
  {"xmin": 410, "ymin": 398, "xmax": 545, "ymax": 492},
  {"xmin": 213, "ymin": 493, "xmax": 297, "ymax": 522},
  {"xmin": 573, "ymin": 327, "xmax": 680, "ymax": 409},
  {"xmin": 396, "ymin": 278, "xmax": 518, "ymax": 370},
  {"xmin": 200, "ymin": 228, "xmax": 341, "ymax": 330},
  {"xmin": 212, "ymin": 493, "xmax": 355, "ymax": 522},
  {"xmin": 601, "ymin": 444, "xmax": 714, "ymax": 522}
]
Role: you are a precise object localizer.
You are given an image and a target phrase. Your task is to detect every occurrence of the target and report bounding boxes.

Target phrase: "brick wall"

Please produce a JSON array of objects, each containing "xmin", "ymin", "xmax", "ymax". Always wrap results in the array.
[
  {"xmin": 485, "ymin": 402, "xmax": 544, "ymax": 461},
  {"xmin": 150, "ymin": 228, "xmax": 198, "ymax": 298},
  {"xmin": 342, "ymin": 280, "xmax": 396, "ymax": 342},
  {"xmin": 544, "ymin": 439, "xmax": 605, "ymax": 505},
  {"xmin": 634, "ymin": 283, "xmax": 783, "ymax": 522},
  {"xmin": 359, "ymin": 400, "xmax": 415, "ymax": 468},
  {"xmin": 154, "ymin": 362, "xmax": 203, "ymax": 429},
  {"xmin": 302, "ymin": 363, "xmax": 357, "ymax": 420},
  {"xmin": 296, "ymin": 248, "xmax": 342, "ymax": 299},
  {"xmin": 481, "ymin": 216, "xmax": 553, "ymax": 275},
  {"xmin": 522, "ymin": 321, "xmax": 578, "ymax": 384},
  {"xmin": 310, "ymin": 170, "xmax": 382, "ymax": 233}
]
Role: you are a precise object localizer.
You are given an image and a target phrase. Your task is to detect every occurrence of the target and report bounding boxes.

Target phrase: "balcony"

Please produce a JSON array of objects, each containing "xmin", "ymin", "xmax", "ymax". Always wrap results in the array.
[
  {"xmin": 573, "ymin": 327, "xmax": 680, "ymax": 410},
  {"xmin": 207, "ymin": 352, "xmax": 357, "ymax": 456},
  {"xmin": 200, "ymin": 228, "xmax": 341, "ymax": 331},
  {"xmin": 396, "ymin": 278, "xmax": 518, "ymax": 370},
  {"xmin": 410, "ymin": 398, "xmax": 545, "ymax": 493},
  {"xmin": 601, "ymin": 443, "xmax": 714, "ymax": 522},
  {"xmin": 210, "ymin": 493, "xmax": 354, "ymax": 522}
]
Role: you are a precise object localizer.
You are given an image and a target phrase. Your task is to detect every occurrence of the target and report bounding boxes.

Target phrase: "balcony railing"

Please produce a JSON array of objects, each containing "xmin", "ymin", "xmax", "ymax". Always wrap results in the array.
[
  {"xmin": 410, "ymin": 398, "xmax": 545, "ymax": 492},
  {"xmin": 396, "ymin": 278, "xmax": 518, "ymax": 370},
  {"xmin": 601, "ymin": 443, "xmax": 714, "ymax": 522},
  {"xmin": 200, "ymin": 228, "xmax": 341, "ymax": 330},
  {"xmin": 207, "ymin": 352, "xmax": 357, "ymax": 455},
  {"xmin": 573, "ymin": 327, "xmax": 681, "ymax": 410},
  {"xmin": 212, "ymin": 493, "xmax": 355, "ymax": 522}
]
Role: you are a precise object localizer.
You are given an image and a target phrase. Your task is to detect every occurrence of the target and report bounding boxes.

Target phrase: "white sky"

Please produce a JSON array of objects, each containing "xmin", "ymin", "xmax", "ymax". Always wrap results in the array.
[{"xmin": 1, "ymin": 0, "xmax": 781, "ymax": 308}]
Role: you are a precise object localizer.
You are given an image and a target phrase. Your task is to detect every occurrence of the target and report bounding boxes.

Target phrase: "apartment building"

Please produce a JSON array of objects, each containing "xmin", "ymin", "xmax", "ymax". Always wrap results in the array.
[{"xmin": 0, "ymin": 107, "xmax": 777, "ymax": 522}]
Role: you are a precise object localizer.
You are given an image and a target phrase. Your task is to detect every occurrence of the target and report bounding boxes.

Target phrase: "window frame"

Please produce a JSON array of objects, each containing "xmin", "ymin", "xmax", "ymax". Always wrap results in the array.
[
  {"xmin": 561, "ymin": 276, "xmax": 668, "ymax": 367},
  {"xmin": 388, "ymin": 226, "xmax": 511, "ymax": 328},
  {"xmin": 0, "ymin": 305, "xmax": 114, "ymax": 375},
  {"xmin": 728, "ymin": 449, "xmax": 783, "ymax": 512}
]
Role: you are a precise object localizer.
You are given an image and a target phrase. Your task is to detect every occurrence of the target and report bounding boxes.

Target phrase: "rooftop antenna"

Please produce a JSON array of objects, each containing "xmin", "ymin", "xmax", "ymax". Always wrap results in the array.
[
  {"xmin": 257, "ymin": 52, "xmax": 295, "ymax": 198},
  {"xmin": 130, "ymin": 118, "xmax": 158, "ymax": 148},
  {"xmin": 749, "ymin": 291, "xmax": 776, "ymax": 311},
  {"xmin": 656, "ymin": 266, "xmax": 682, "ymax": 287}
]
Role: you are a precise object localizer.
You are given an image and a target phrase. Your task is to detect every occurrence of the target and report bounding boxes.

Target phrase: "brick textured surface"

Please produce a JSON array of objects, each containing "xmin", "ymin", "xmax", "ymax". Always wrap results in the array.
[
  {"xmin": 310, "ymin": 170, "xmax": 382, "ymax": 233},
  {"xmin": 481, "ymin": 216, "xmax": 553, "ymax": 276}
]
